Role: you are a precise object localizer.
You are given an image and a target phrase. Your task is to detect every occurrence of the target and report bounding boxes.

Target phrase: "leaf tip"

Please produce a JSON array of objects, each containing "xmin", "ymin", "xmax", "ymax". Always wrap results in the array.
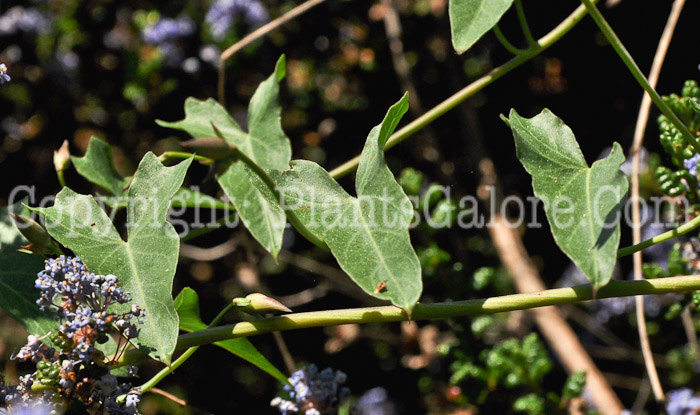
[
  {"xmin": 275, "ymin": 55, "xmax": 286, "ymax": 82},
  {"xmin": 499, "ymin": 113, "xmax": 510, "ymax": 127}
]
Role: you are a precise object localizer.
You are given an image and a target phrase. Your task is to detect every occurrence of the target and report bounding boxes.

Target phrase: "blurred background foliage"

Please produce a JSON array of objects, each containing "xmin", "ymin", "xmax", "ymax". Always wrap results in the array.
[{"xmin": 1, "ymin": 0, "xmax": 699, "ymax": 413}]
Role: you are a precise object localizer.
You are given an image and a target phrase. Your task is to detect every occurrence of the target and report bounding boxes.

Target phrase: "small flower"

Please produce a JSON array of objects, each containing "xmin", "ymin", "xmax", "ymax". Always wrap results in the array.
[
  {"xmin": 206, "ymin": 0, "xmax": 269, "ymax": 41},
  {"xmin": 141, "ymin": 16, "xmax": 195, "ymax": 66},
  {"xmin": 271, "ymin": 365, "xmax": 349, "ymax": 415},
  {"xmin": 0, "ymin": 63, "xmax": 10, "ymax": 84},
  {"xmin": 666, "ymin": 388, "xmax": 700, "ymax": 415},
  {"xmin": 685, "ymin": 154, "xmax": 700, "ymax": 177},
  {"xmin": 353, "ymin": 387, "xmax": 399, "ymax": 415}
]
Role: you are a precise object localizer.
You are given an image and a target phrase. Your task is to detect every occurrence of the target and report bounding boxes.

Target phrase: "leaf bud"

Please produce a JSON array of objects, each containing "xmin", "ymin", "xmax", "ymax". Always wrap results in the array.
[
  {"xmin": 232, "ymin": 293, "xmax": 292, "ymax": 314},
  {"xmin": 10, "ymin": 213, "xmax": 63, "ymax": 255},
  {"xmin": 53, "ymin": 140, "xmax": 71, "ymax": 173}
]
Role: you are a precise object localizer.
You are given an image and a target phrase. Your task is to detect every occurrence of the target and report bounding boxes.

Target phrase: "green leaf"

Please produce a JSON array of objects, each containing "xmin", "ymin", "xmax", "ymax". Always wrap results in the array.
[
  {"xmin": 507, "ymin": 109, "xmax": 629, "ymax": 289},
  {"xmin": 71, "ymin": 136, "xmax": 130, "ymax": 196},
  {"xmin": 173, "ymin": 288, "xmax": 288, "ymax": 384},
  {"xmin": 270, "ymin": 94, "xmax": 422, "ymax": 310},
  {"xmin": 35, "ymin": 153, "xmax": 193, "ymax": 364},
  {"xmin": 449, "ymin": 0, "xmax": 513, "ymax": 54},
  {"xmin": 157, "ymin": 56, "xmax": 290, "ymax": 258},
  {"xmin": 0, "ymin": 203, "xmax": 54, "ymax": 336}
]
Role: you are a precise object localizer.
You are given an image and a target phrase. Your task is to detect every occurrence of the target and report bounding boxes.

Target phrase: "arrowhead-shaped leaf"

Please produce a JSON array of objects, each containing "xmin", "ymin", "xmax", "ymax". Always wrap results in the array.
[
  {"xmin": 507, "ymin": 109, "xmax": 628, "ymax": 289},
  {"xmin": 71, "ymin": 136, "xmax": 130, "ymax": 196},
  {"xmin": 36, "ymin": 153, "xmax": 193, "ymax": 364},
  {"xmin": 173, "ymin": 288, "xmax": 287, "ymax": 384},
  {"xmin": 157, "ymin": 56, "xmax": 290, "ymax": 257},
  {"xmin": 0, "ymin": 203, "xmax": 54, "ymax": 336},
  {"xmin": 269, "ymin": 94, "xmax": 422, "ymax": 310},
  {"xmin": 449, "ymin": 0, "xmax": 513, "ymax": 53}
]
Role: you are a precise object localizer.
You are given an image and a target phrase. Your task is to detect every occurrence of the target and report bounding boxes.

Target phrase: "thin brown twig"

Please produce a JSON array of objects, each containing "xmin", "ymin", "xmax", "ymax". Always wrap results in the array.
[
  {"xmin": 488, "ymin": 215, "xmax": 624, "ymax": 414},
  {"xmin": 380, "ymin": 0, "xmax": 424, "ymax": 114},
  {"xmin": 681, "ymin": 306, "xmax": 699, "ymax": 354},
  {"xmin": 149, "ymin": 387, "xmax": 187, "ymax": 406},
  {"xmin": 179, "ymin": 239, "xmax": 238, "ymax": 261},
  {"xmin": 629, "ymin": 0, "xmax": 686, "ymax": 402},
  {"xmin": 217, "ymin": 0, "xmax": 326, "ymax": 104}
]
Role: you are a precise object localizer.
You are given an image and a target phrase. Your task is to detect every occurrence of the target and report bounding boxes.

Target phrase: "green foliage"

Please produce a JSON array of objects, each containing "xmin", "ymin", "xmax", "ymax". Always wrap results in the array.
[
  {"xmin": 418, "ymin": 243, "xmax": 451, "ymax": 276},
  {"xmin": 399, "ymin": 167, "xmax": 424, "ymax": 196},
  {"xmin": 507, "ymin": 109, "xmax": 628, "ymax": 289},
  {"xmin": 173, "ymin": 288, "xmax": 288, "ymax": 384},
  {"xmin": 270, "ymin": 94, "xmax": 423, "ymax": 310},
  {"xmin": 561, "ymin": 371, "xmax": 586, "ymax": 402},
  {"xmin": 71, "ymin": 136, "xmax": 131, "ymax": 196},
  {"xmin": 655, "ymin": 80, "xmax": 700, "ymax": 207},
  {"xmin": 513, "ymin": 393, "xmax": 545, "ymax": 415},
  {"xmin": 0, "ymin": 203, "xmax": 54, "ymax": 336},
  {"xmin": 35, "ymin": 153, "xmax": 193, "ymax": 364},
  {"xmin": 448, "ymin": 0, "xmax": 514, "ymax": 54},
  {"xmin": 158, "ymin": 56, "xmax": 291, "ymax": 258}
]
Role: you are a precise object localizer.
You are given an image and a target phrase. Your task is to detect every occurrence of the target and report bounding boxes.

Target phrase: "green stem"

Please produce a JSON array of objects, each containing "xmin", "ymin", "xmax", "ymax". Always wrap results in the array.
[
  {"xmin": 174, "ymin": 275, "xmax": 700, "ymax": 350},
  {"xmin": 140, "ymin": 302, "xmax": 236, "ymax": 393},
  {"xmin": 514, "ymin": 0, "xmax": 538, "ymax": 48},
  {"xmin": 493, "ymin": 24, "xmax": 528, "ymax": 55},
  {"xmin": 579, "ymin": 0, "xmax": 700, "ymax": 153},
  {"xmin": 158, "ymin": 151, "xmax": 214, "ymax": 165},
  {"xmin": 57, "ymin": 170, "xmax": 66, "ymax": 188},
  {"xmin": 328, "ymin": 1, "xmax": 595, "ymax": 179},
  {"xmin": 618, "ymin": 214, "xmax": 700, "ymax": 258},
  {"xmin": 180, "ymin": 213, "xmax": 238, "ymax": 242},
  {"xmin": 232, "ymin": 148, "xmax": 329, "ymax": 250}
]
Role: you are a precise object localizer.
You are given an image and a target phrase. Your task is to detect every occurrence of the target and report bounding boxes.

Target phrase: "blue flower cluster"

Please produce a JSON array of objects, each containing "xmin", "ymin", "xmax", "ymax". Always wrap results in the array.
[
  {"xmin": 141, "ymin": 16, "xmax": 196, "ymax": 66},
  {"xmin": 353, "ymin": 387, "xmax": 399, "ymax": 415},
  {"xmin": 666, "ymin": 388, "xmax": 700, "ymax": 415},
  {"xmin": 0, "ymin": 64, "xmax": 9, "ymax": 84},
  {"xmin": 206, "ymin": 0, "xmax": 269, "ymax": 41},
  {"xmin": 0, "ymin": 6, "xmax": 52, "ymax": 36},
  {"xmin": 685, "ymin": 154, "xmax": 700, "ymax": 178},
  {"xmin": 271, "ymin": 364, "xmax": 350, "ymax": 415},
  {"xmin": 1, "ymin": 256, "xmax": 144, "ymax": 414}
]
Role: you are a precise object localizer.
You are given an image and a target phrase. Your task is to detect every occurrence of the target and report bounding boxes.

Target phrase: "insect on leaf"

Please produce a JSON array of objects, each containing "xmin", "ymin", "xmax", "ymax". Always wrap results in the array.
[{"xmin": 269, "ymin": 93, "xmax": 423, "ymax": 311}]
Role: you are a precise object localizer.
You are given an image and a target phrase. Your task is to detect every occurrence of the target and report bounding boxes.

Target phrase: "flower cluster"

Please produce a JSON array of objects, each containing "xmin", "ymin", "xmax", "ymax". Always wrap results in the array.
[
  {"xmin": 0, "ymin": 6, "xmax": 52, "ymax": 36},
  {"xmin": 352, "ymin": 387, "xmax": 399, "ymax": 415},
  {"xmin": 2, "ymin": 256, "xmax": 143, "ymax": 414},
  {"xmin": 206, "ymin": 0, "xmax": 269, "ymax": 41},
  {"xmin": 141, "ymin": 16, "xmax": 196, "ymax": 66},
  {"xmin": 0, "ymin": 64, "xmax": 9, "ymax": 84},
  {"xmin": 666, "ymin": 388, "xmax": 700, "ymax": 415},
  {"xmin": 271, "ymin": 365, "xmax": 350, "ymax": 415}
]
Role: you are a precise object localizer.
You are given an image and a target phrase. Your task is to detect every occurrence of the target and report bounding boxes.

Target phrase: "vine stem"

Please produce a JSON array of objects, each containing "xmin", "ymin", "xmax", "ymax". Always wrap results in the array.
[
  {"xmin": 140, "ymin": 302, "xmax": 236, "ymax": 393},
  {"xmin": 625, "ymin": 0, "xmax": 687, "ymax": 402},
  {"xmin": 492, "ymin": 24, "xmax": 527, "ymax": 56},
  {"xmin": 328, "ymin": 1, "xmax": 595, "ymax": 179},
  {"xmin": 157, "ymin": 151, "xmax": 213, "ymax": 165},
  {"xmin": 579, "ymin": 0, "xmax": 698, "ymax": 154},
  {"xmin": 218, "ymin": 0, "xmax": 326, "ymax": 105},
  {"xmin": 173, "ymin": 275, "xmax": 700, "ymax": 350},
  {"xmin": 618, "ymin": 210, "xmax": 700, "ymax": 258},
  {"xmin": 514, "ymin": 0, "xmax": 537, "ymax": 48}
]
